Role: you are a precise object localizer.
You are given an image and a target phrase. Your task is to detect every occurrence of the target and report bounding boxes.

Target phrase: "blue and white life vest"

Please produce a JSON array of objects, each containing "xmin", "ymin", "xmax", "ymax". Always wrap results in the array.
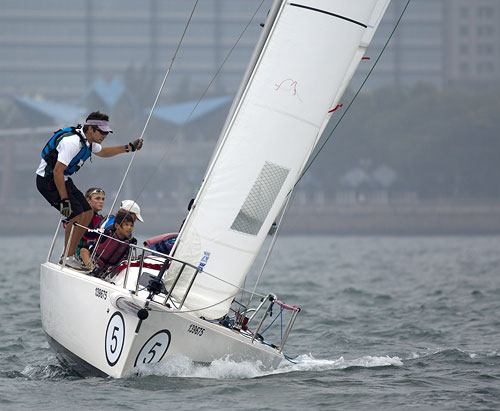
[{"xmin": 41, "ymin": 126, "xmax": 92, "ymax": 176}]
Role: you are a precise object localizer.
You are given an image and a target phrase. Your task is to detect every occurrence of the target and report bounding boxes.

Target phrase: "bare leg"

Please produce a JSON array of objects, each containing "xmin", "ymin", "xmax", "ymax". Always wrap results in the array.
[{"xmin": 64, "ymin": 210, "xmax": 93, "ymax": 257}]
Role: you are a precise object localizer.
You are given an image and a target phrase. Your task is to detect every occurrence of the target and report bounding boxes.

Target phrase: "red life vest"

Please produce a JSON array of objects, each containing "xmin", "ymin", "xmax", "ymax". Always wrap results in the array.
[
  {"xmin": 93, "ymin": 228, "xmax": 136, "ymax": 270},
  {"xmin": 82, "ymin": 212, "xmax": 104, "ymax": 243}
]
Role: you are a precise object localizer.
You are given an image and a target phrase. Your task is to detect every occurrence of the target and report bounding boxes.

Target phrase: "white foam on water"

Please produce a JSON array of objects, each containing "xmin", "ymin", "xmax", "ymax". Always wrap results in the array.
[
  {"xmin": 276, "ymin": 353, "xmax": 403, "ymax": 373},
  {"xmin": 405, "ymin": 346, "xmax": 500, "ymax": 361},
  {"xmin": 135, "ymin": 354, "xmax": 267, "ymax": 379},
  {"xmin": 134, "ymin": 353, "xmax": 403, "ymax": 380}
]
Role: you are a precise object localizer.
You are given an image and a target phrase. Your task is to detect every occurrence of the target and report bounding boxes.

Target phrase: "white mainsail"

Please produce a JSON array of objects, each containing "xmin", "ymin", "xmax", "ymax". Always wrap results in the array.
[{"xmin": 166, "ymin": 0, "xmax": 391, "ymax": 319}]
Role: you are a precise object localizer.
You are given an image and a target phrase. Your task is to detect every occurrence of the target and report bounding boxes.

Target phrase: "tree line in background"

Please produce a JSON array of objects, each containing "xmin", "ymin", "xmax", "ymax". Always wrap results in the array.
[
  {"xmin": 310, "ymin": 83, "xmax": 500, "ymax": 200},
  {"xmin": 2, "ymin": 82, "xmax": 499, "ymax": 204}
]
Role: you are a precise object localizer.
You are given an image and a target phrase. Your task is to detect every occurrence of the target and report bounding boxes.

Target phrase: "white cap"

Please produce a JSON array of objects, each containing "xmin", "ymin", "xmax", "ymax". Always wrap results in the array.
[{"xmin": 120, "ymin": 200, "xmax": 144, "ymax": 222}]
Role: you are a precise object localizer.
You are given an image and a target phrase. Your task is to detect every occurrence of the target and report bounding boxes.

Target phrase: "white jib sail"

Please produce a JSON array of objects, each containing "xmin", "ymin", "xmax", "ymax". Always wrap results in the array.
[{"xmin": 166, "ymin": 0, "xmax": 392, "ymax": 319}]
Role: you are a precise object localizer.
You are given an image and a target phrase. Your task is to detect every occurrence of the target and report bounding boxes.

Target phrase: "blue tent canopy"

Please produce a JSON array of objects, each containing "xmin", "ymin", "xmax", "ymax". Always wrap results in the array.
[
  {"xmin": 13, "ymin": 96, "xmax": 86, "ymax": 124},
  {"xmin": 85, "ymin": 77, "xmax": 126, "ymax": 108},
  {"xmin": 152, "ymin": 96, "xmax": 232, "ymax": 126}
]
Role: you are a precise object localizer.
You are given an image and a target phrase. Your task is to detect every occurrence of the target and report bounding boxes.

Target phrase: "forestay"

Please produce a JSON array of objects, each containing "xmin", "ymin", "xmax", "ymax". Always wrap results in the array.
[{"xmin": 166, "ymin": 0, "xmax": 391, "ymax": 319}]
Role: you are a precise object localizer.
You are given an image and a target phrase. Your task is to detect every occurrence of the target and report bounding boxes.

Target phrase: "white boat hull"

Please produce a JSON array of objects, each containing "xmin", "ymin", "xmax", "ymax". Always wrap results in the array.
[{"xmin": 40, "ymin": 262, "xmax": 284, "ymax": 378}]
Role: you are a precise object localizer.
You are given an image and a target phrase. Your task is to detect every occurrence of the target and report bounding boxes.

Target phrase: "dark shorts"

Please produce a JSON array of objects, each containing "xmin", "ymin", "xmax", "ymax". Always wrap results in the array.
[{"xmin": 36, "ymin": 175, "xmax": 91, "ymax": 219}]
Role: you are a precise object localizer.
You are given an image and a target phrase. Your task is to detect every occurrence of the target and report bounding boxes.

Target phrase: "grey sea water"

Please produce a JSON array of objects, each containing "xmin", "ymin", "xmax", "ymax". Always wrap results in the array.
[{"xmin": 1, "ymin": 235, "xmax": 500, "ymax": 410}]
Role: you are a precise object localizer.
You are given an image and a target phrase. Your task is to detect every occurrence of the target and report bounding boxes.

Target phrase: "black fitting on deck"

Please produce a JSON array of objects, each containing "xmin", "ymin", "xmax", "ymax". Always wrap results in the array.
[{"xmin": 147, "ymin": 277, "xmax": 163, "ymax": 295}]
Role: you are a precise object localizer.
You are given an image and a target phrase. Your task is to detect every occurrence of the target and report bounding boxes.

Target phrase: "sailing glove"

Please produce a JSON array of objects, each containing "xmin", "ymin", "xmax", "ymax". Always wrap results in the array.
[
  {"xmin": 59, "ymin": 198, "xmax": 72, "ymax": 218},
  {"xmin": 129, "ymin": 139, "xmax": 143, "ymax": 152}
]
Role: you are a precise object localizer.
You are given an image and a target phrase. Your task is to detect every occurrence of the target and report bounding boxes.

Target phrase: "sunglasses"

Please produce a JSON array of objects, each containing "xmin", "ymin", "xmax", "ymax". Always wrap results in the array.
[
  {"xmin": 97, "ymin": 128, "xmax": 109, "ymax": 136},
  {"xmin": 88, "ymin": 188, "xmax": 105, "ymax": 197}
]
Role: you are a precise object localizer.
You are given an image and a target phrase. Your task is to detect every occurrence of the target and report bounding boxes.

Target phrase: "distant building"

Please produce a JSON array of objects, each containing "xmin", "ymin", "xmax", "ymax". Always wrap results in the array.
[
  {"xmin": 443, "ymin": 0, "xmax": 500, "ymax": 88},
  {"xmin": 0, "ymin": 1, "xmax": 268, "ymax": 101},
  {"xmin": 1, "ymin": 0, "xmax": 499, "ymax": 103},
  {"xmin": 362, "ymin": 0, "xmax": 444, "ymax": 88}
]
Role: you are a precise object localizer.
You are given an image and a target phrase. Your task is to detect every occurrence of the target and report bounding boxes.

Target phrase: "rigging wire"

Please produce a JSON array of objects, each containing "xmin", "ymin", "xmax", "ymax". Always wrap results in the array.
[
  {"xmin": 88, "ymin": 0, "xmax": 267, "ymax": 268},
  {"xmin": 90, "ymin": 1, "xmax": 199, "ymax": 262},
  {"xmin": 103, "ymin": 0, "xmax": 200, "ymax": 222},
  {"xmin": 246, "ymin": 189, "xmax": 294, "ymax": 307},
  {"xmin": 182, "ymin": 0, "xmax": 267, "ymax": 125},
  {"xmin": 116, "ymin": 0, "xmax": 267, "ymax": 216},
  {"xmin": 244, "ymin": 0, "xmax": 411, "ymax": 298},
  {"xmin": 148, "ymin": 292, "xmax": 238, "ymax": 315},
  {"xmin": 296, "ymin": 0, "xmax": 412, "ymax": 184}
]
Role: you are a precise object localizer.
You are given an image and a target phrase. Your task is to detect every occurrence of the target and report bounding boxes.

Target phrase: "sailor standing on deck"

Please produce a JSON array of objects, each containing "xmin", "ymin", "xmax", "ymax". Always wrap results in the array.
[{"xmin": 36, "ymin": 111, "xmax": 143, "ymax": 270}]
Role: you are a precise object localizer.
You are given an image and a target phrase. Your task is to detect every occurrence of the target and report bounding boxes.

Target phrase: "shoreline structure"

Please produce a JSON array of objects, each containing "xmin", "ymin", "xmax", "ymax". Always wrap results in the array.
[{"xmin": 5, "ymin": 201, "xmax": 500, "ymax": 235}]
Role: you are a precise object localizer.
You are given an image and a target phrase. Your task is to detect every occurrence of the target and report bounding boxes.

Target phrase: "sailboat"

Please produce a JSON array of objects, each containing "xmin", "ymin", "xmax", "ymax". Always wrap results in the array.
[{"xmin": 40, "ymin": 0, "xmax": 391, "ymax": 378}]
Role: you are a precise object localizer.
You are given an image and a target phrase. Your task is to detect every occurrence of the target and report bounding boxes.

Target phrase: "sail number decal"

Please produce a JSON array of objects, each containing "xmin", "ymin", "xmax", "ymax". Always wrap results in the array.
[
  {"xmin": 95, "ymin": 287, "xmax": 107, "ymax": 300},
  {"xmin": 187, "ymin": 324, "xmax": 205, "ymax": 336},
  {"xmin": 105, "ymin": 312, "xmax": 125, "ymax": 366},
  {"xmin": 198, "ymin": 251, "xmax": 211, "ymax": 273},
  {"xmin": 134, "ymin": 330, "xmax": 171, "ymax": 367}
]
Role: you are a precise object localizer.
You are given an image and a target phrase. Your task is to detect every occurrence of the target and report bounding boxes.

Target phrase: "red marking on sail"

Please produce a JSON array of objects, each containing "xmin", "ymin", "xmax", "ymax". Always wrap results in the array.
[
  {"xmin": 362, "ymin": 57, "xmax": 370, "ymax": 60},
  {"xmin": 275, "ymin": 78, "xmax": 298, "ymax": 95},
  {"xmin": 328, "ymin": 104, "xmax": 343, "ymax": 113}
]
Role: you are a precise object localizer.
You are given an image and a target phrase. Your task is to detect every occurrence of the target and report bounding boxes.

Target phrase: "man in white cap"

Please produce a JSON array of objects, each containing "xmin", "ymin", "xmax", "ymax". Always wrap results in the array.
[
  {"xmin": 120, "ymin": 200, "xmax": 144, "ymax": 222},
  {"xmin": 101, "ymin": 199, "xmax": 144, "ymax": 230},
  {"xmin": 36, "ymin": 111, "xmax": 143, "ymax": 270}
]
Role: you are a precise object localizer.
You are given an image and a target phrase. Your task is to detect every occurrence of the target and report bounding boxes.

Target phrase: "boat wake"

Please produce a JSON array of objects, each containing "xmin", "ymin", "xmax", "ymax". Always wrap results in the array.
[
  {"xmin": 135, "ymin": 355, "xmax": 267, "ymax": 379},
  {"xmin": 408, "ymin": 347, "xmax": 500, "ymax": 361},
  {"xmin": 134, "ymin": 353, "xmax": 403, "ymax": 379},
  {"xmin": 15, "ymin": 353, "xmax": 403, "ymax": 381},
  {"xmin": 277, "ymin": 353, "xmax": 403, "ymax": 373}
]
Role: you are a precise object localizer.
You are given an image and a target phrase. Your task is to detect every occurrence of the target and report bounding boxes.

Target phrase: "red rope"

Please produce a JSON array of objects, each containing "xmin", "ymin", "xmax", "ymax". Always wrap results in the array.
[
  {"xmin": 275, "ymin": 300, "xmax": 300, "ymax": 311},
  {"xmin": 115, "ymin": 260, "xmax": 164, "ymax": 275}
]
